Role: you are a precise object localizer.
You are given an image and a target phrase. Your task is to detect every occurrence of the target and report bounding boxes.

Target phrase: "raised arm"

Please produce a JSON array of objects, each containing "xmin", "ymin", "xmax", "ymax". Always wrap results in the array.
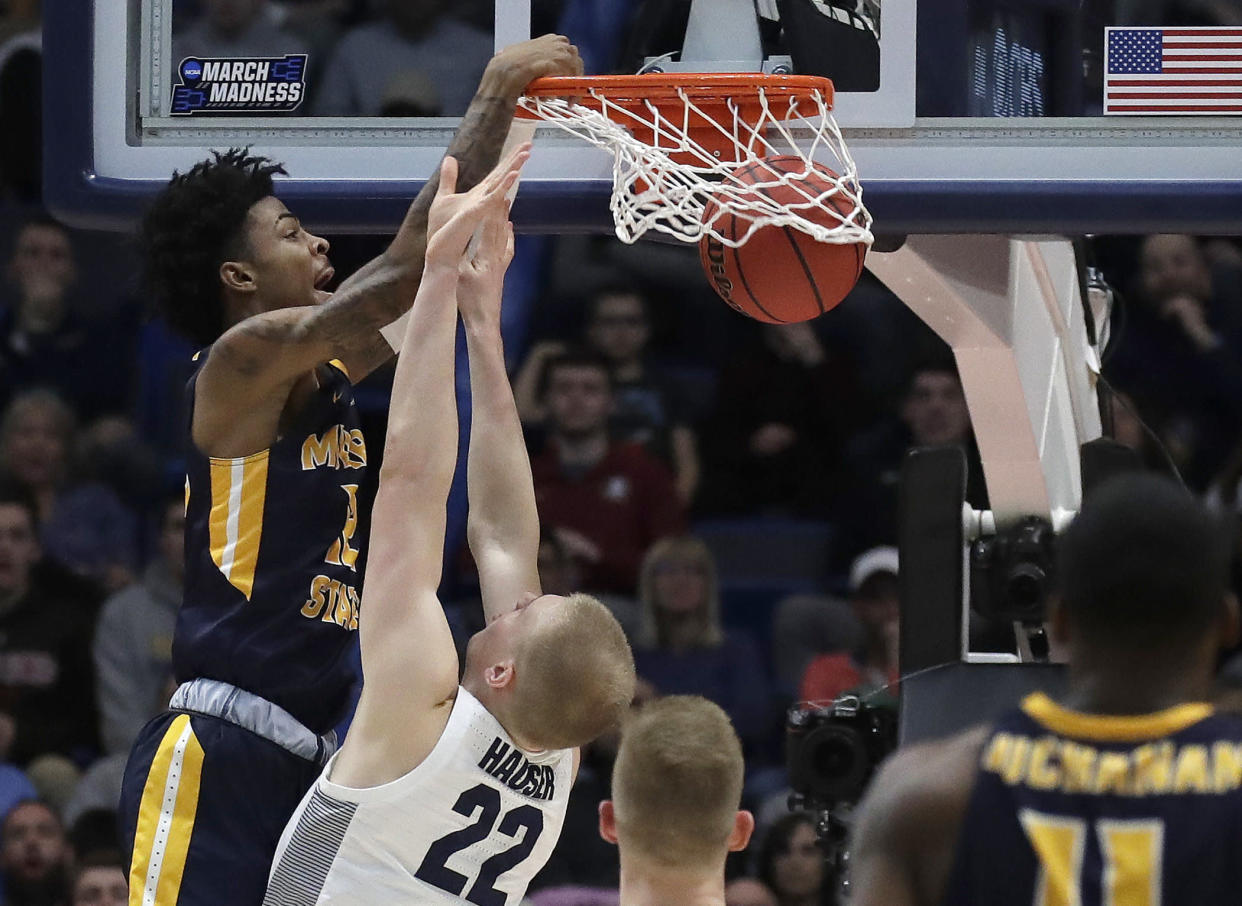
[
  {"xmin": 194, "ymin": 37, "xmax": 582, "ymax": 455},
  {"xmin": 458, "ymin": 209, "xmax": 542, "ymax": 622},
  {"xmin": 337, "ymin": 151, "xmax": 529, "ymax": 782},
  {"xmin": 328, "ymin": 34, "xmax": 582, "ymax": 380}
]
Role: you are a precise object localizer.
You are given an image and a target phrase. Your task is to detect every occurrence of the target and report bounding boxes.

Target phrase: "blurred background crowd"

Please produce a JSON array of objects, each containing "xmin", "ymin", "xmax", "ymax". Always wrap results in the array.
[{"xmin": 0, "ymin": 0, "xmax": 1239, "ymax": 904}]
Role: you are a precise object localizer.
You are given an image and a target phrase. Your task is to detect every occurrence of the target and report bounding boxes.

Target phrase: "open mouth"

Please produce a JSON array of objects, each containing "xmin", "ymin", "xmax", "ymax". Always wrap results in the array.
[{"xmin": 314, "ymin": 267, "xmax": 335, "ymax": 291}]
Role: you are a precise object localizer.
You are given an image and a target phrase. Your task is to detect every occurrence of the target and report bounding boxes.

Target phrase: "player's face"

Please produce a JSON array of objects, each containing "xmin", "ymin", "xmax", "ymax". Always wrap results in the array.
[
  {"xmin": 588, "ymin": 294, "xmax": 649, "ymax": 364},
  {"xmin": 545, "ymin": 366, "xmax": 612, "ymax": 437},
  {"xmin": 72, "ymin": 866, "xmax": 127, "ymax": 906},
  {"xmin": 0, "ymin": 504, "xmax": 39, "ymax": 594},
  {"xmin": 902, "ymin": 372, "xmax": 969, "ymax": 447},
  {"xmin": 467, "ymin": 594, "xmax": 566, "ymax": 671},
  {"xmin": 238, "ymin": 197, "xmax": 334, "ymax": 312},
  {"xmin": 0, "ymin": 803, "xmax": 64, "ymax": 882}
]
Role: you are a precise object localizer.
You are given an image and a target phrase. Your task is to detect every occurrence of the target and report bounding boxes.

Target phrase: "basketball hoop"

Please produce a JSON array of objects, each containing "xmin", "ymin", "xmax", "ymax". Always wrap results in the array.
[{"xmin": 518, "ymin": 74, "xmax": 872, "ymax": 248}]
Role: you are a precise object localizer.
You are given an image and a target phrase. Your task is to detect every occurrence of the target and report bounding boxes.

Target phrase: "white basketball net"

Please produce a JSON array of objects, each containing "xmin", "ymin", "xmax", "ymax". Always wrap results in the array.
[{"xmin": 518, "ymin": 84, "xmax": 872, "ymax": 248}]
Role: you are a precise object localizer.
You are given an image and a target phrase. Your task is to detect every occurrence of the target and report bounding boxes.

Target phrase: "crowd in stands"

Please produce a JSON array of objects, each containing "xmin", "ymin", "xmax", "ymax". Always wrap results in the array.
[{"xmin": 0, "ymin": 0, "xmax": 1239, "ymax": 903}]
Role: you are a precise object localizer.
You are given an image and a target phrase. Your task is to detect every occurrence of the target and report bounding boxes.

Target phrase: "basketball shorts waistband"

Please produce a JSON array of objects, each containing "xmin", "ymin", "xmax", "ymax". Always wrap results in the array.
[{"xmin": 170, "ymin": 679, "xmax": 338, "ymax": 766}]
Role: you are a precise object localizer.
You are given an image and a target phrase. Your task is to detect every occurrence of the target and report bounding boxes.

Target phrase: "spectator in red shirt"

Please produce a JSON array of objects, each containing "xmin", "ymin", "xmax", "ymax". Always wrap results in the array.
[
  {"xmin": 531, "ymin": 352, "xmax": 686, "ymax": 595},
  {"xmin": 799, "ymin": 546, "xmax": 900, "ymax": 705}
]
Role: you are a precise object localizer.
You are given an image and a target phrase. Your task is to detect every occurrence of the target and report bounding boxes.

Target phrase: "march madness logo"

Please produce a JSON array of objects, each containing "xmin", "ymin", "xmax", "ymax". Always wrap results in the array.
[{"xmin": 171, "ymin": 55, "xmax": 307, "ymax": 115}]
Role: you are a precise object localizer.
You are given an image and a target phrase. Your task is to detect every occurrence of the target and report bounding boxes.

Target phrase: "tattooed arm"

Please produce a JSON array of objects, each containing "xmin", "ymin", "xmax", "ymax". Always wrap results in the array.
[
  {"xmin": 332, "ymin": 34, "xmax": 583, "ymax": 381},
  {"xmin": 193, "ymin": 36, "xmax": 582, "ymax": 457}
]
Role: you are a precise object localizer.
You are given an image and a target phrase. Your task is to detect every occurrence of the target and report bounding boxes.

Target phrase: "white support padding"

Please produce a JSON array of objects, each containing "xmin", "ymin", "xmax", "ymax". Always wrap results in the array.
[
  {"xmin": 868, "ymin": 236, "xmax": 1101, "ymax": 661},
  {"xmin": 866, "ymin": 235, "xmax": 1102, "ymax": 526}
]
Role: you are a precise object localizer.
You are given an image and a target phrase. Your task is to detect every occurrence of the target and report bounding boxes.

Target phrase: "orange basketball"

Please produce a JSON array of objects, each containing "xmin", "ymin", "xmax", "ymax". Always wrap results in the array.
[{"xmin": 698, "ymin": 156, "xmax": 866, "ymax": 323}]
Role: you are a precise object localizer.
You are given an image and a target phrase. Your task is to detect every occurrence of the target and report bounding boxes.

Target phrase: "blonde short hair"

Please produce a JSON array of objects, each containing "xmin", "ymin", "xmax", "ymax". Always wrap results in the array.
[
  {"xmin": 612, "ymin": 696, "xmax": 744, "ymax": 867},
  {"xmin": 511, "ymin": 593, "xmax": 635, "ymax": 751}
]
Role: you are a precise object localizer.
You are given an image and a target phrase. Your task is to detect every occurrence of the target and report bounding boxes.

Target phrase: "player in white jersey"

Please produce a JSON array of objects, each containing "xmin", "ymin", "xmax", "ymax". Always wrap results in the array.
[
  {"xmin": 263, "ymin": 146, "xmax": 636, "ymax": 906},
  {"xmin": 599, "ymin": 696, "xmax": 754, "ymax": 906}
]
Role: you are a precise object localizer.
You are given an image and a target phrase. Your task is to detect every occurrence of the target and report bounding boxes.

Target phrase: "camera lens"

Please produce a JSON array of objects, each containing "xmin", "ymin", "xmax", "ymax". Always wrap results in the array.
[
  {"xmin": 798, "ymin": 725, "xmax": 869, "ymax": 803},
  {"xmin": 1007, "ymin": 563, "xmax": 1046, "ymax": 613}
]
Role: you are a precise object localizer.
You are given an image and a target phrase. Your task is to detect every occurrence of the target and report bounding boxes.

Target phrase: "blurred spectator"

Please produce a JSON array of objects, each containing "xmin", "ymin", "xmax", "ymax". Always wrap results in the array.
[
  {"xmin": 835, "ymin": 357, "xmax": 985, "ymax": 566},
  {"xmin": 756, "ymin": 813, "xmax": 825, "ymax": 906},
  {"xmin": 517, "ymin": 287, "xmax": 701, "ymax": 502},
  {"xmin": 1106, "ymin": 234, "xmax": 1242, "ymax": 487},
  {"xmin": 92, "ymin": 494, "xmax": 183, "ymax": 755},
  {"xmin": 698, "ymin": 322, "xmax": 864, "ymax": 517},
  {"xmin": 0, "ymin": 219, "xmax": 134, "ymax": 420},
  {"xmin": 770, "ymin": 590, "xmax": 861, "ymax": 697},
  {"xmin": 173, "ymin": 0, "xmax": 309, "ymax": 61},
  {"xmin": 75, "ymin": 416, "xmax": 167, "ymax": 516},
  {"xmin": 0, "ymin": 390, "xmax": 138, "ymax": 589},
  {"xmin": 725, "ymin": 877, "xmax": 780, "ymax": 906},
  {"xmin": 799, "ymin": 546, "xmax": 899, "ymax": 705},
  {"xmin": 632, "ymin": 537, "xmax": 770, "ymax": 751},
  {"xmin": 313, "ymin": 0, "xmax": 493, "ymax": 116},
  {"xmin": 0, "ymin": 0, "xmax": 38, "ymax": 47},
  {"xmin": 531, "ymin": 352, "xmax": 686, "ymax": 594},
  {"xmin": 65, "ymin": 811, "xmax": 117, "ymax": 869},
  {"xmin": 0, "ymin": 480, "xmax": 101, "ymax": 766},
  {"xmin": 0, "ymin": 800, "xmax": 69, "ymax": 906},
  {"xmin": 69, "ymin": 851, "xmax": 126, "ymax": 906}
]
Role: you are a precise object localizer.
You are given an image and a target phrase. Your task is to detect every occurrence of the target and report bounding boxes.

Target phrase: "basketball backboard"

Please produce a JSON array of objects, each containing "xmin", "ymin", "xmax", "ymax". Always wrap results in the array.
[{"xmin": 44, "ymin": 0, "xmax": 1242, "ymax": 234}]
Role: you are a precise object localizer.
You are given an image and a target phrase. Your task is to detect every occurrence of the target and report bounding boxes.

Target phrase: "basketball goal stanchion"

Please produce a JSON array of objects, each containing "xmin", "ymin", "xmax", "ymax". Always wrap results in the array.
[{"xmin": 518, "ymin": 74, "xmax": 873, "ymax": 250}]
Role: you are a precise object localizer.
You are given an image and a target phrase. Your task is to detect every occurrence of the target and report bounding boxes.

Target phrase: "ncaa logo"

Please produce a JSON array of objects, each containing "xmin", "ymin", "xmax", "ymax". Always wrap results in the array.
[{"xmin": 181, "ymin": 59, "xmax": 203, "ymax": 82}]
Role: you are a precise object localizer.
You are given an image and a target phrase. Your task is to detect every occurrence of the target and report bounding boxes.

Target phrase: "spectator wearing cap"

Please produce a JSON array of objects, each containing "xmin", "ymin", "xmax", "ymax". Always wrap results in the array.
[{"xmin": 798, "ymin": 546, "xmax": 899, "ymax": 705}]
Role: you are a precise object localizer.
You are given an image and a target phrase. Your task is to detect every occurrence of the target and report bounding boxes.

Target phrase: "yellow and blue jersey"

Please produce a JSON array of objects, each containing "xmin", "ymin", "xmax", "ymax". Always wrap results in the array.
[
  {"xmin": 174, "ymin": 349, "xmax": 368, "ymax": 734},
  {"xmin": 945, "ymin": 692, "xmax": 1242, "ymax": 906}
]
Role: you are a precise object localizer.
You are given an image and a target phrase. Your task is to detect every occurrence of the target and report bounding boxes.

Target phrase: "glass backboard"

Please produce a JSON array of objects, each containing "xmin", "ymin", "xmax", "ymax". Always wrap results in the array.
[{"xmin": 45, "ymin": 0, "xmax": 1242, "ymax": 235}]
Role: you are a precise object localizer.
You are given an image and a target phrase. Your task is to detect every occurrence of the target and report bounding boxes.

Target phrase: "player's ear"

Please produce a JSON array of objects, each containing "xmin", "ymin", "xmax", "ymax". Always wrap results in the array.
[
  {"xmin": 484, "ymin": 660, "xmax": 515, "ymax": 690},
  {"xmin": 220, "ymin": 260, "xmax": 257, "ymax": 295},
  {"xmin": 597, "ymin": 800, "xmax": 618, "ymax": 845},
  {"xmin": 727, "ymin": 810, "xmax": 755, "ymax": 852}
]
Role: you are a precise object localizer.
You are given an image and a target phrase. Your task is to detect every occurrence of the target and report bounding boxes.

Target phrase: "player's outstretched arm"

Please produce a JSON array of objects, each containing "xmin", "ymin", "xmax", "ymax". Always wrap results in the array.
[
  {"xmin": 338, "ymin": 150, "xmax": 528, "ymax": 782},
  {"xmin": 458, "ymin": 206, "xmax": 542, "ymax": 621},
  {"xmin": 315, "ymin": 34, "xmax": 583, "ymax": 382}
]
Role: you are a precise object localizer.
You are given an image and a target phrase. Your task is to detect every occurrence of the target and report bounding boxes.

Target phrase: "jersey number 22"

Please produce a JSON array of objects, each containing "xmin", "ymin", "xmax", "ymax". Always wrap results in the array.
[{"xmin": 415, "ymin": 783, "xmax": 545, "ymax": 906}]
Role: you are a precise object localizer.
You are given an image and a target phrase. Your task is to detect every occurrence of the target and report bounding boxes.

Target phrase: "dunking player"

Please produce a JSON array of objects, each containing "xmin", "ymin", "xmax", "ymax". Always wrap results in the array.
[
  {"xmin": 119, "ymin": 37, "xmax": 584, "ymax": 906},
  {"xmin": 851, "ymin": 473, "xmax": 1242, "ymax": 905},
  {"xmin": 263, "ymin": 151, "xmax": 634, "ymax": 903},
  {"xmin": 599, "ymin": 696, "xmax": 755, "ymax": 906}
]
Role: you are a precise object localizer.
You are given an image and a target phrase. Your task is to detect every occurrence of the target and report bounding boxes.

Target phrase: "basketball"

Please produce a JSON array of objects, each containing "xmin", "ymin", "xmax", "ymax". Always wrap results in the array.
[{"xmin": 698, "ymin": 156, "xmax": 867, "ymax": 323}]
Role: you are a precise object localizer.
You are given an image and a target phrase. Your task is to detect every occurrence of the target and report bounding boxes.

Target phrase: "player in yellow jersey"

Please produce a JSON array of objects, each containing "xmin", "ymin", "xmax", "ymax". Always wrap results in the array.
[
  {"xmin": 120, "ymin": 36, "xmax": 584, "ymax": 906},
  {"xmin": 851, "ymin": 473, "xmax": 1241, "ymax": 906}
]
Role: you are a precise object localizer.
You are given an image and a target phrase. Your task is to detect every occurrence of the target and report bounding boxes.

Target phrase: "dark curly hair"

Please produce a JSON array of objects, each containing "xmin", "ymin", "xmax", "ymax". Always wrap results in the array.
[{"xmin": 142, "ymin": 148, "xmax": 287, "ymax": 346}]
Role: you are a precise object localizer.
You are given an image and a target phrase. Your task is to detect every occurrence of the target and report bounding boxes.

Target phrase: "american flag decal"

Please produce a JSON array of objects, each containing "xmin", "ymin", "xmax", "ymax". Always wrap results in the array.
[{"xmin": 1105, "ymin": 27, "xmax": 1242, "ymax": 114}]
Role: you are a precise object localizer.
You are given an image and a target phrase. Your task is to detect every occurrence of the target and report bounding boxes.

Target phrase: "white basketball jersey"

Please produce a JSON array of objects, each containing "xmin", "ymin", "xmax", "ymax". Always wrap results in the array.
[{"xmin": 263, "ymin": 687, "xmax": 573, "ymax": 905}]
